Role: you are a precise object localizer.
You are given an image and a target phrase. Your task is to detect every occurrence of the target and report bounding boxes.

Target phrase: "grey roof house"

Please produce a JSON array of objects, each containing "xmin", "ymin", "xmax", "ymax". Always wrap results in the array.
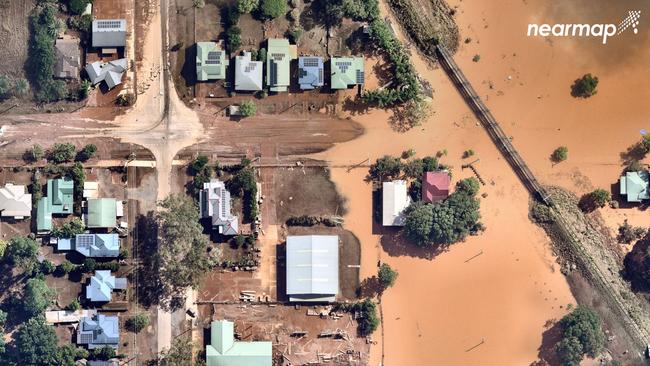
[
  {"xmin": 54, "ymin": 38, "xmax": 81, "ymax": 79},
  {"xmin": 298, "ymin": 57, "xmax": 324, "ymax": 90},
  {"xmin": 620, "ymin": 170, "xmax": 650, "ymax": 203},
  {"xmin": 85, "ymin": 59, "xmax": 128, "ymax": 89},
  {"xmin": 92, "ymin": 19, "xmax": 127, "ymax": 48},
  {"xmin": 0, "ymin": 183, "xmax": 32, "ymax": 219},
  {"xmin": 86, "ymin": 270, "xmax": 127, "ymax": 302},
  {"xmin": 199, "ymin": 180, "xmax": 238, "ymax": 235},
  {"xmin": 235, "ymin": 51, "xmax": 263, "ymax": 91},
  {"xmin": 77, "ymin": 314, "xmax": 120, "ymax": 349},
  {"xmin": 286, "ymin": 235, "xmax": 339, "ymax": 302},
  {"xmin": 57, "ymin": 234, "xmax": 120, "ymax": 258}
]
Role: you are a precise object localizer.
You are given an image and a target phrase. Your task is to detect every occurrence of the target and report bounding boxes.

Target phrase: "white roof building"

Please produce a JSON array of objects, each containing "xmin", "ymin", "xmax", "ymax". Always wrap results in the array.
[
  {"xmin": 86, "ymin": 270, "xmax": 127, "ymax": 302},
  {"xmin": 85, "ymin": 59, "xmax": 128, "ymax": 90},
  {"xmin": 199, "ymin": 180, "xmax": 239, "ymax": 235},
  {"xmin": 235, "ymin": 52, "xmax": 263, "ymax": 91},
  {"xmin": 382, "ymin": 180, "xmax": 411, "ymax": 226},
  {"xmin": 286, "ymin": 235, "xmax": 339, "ymax": 302},
  {"xmin": 0, "ymin": 183, "xmax": 32, "ymax": 219}
]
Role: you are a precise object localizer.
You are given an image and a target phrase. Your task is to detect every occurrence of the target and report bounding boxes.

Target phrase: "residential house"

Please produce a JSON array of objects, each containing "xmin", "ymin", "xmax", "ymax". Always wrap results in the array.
[
  {"xmin": 235, "ymin": 51, "xmax": 263, "ymax": 91},
  {"xmin": 85, "ymin": 198, "xmax": 117, "ymax": 229},
  {"xmin": 85, "ymin": 59, "xmax": 128, "ymax": 90},
  {"xmin": 298, "ymin": 56, "xmax": 324, "ymax": 90},
  {"xmin": 77, "ymin": 314, "xmax": 120, "ymax": 349},
  {"xmin": 37, "ymin": 178, "xmax": 74, "ymax": 233},
  {"xmin": 86, "ymin": 270, "xmax": 127, "ymax": 302},
  {"xmin": 0, "ymin": 183, "xmax": 32, "ymax": 219},
  {"xmin": 199, "ymin": 180, "xmax": 238, "ymax": 235},
  {"xmin": 196, "ymin": 42, "xmax": 228, "ymax": 81},
  {"xmin": 422, "ymin": 171, "xmax": 450, "ymax": 203},
  {"xmin": 57, "ymin": 233, "xmax": 120, "ymax": 258},
  {"xmin": 330, "ymin": 56, "xmax": 365, "ymax": 89},
  {"xmin": 286, "ymin": 235, "xmax": 339, "ymax": 302},
  {"xmin": 206, "ymin": 320, "xmax": 272, "ymax": 366},
  {"xmin": 266, "ymin": 38, "xmax": 297, "ymax": 92},
  {"xmin": 382, "ymin": 180, "xmax": 410, "ymax": 226},
  {"xmin": 54, "ymin": 37, "xmax": 81, "ymax": 79},
  {"xmin": 92, "ymin": 19, "xmax": 127, "ymax": 49},
  {"xmin": 620, "ymin": 170, "xmax": 650, "ymax": 203}
]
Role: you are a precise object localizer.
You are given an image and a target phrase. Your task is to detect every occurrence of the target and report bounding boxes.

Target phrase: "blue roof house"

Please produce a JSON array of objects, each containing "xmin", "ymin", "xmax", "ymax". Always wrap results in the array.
[
  {"xmin": 298, "ymin": 57, "xmax": 324, "ymax": 90},
  {"xmin": 58, "ymin": 233, "xmax": 120, "ymax": 257},
  {"xmin": 77, "ymin": 314, "xmax": 120, "ymax": 349},
  {"xmin": 86, "ymin": 270, "xmax": 127, "ymax": 302}
]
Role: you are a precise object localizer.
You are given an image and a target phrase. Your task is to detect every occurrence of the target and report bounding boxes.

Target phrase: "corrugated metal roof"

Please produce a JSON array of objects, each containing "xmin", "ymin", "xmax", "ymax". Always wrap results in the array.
[
  {"xmin": 330, "ymin": 56, "xmax": 365, "ymax": 89},
  {"xmin": 196, "ymin": 42, "xmax": 228, "ymax": 81},
  {"xmin": 382, "ymin": 180, "xmax": 410, "ymax": 226},
  {"xmin": 86, "ymin": 198, "xmax": 117, "ymax": 228},
  {"xmin": 92, "ymin": 19, "xmax": 127, "ymax": 47},
  {"xmin": 266, "ymin": 39, "xmax": 296, "ymax": 92},
  {"xmin": 206, "ymin": 320, "xmax": 272, "ymax": 366},
  {"xmin": 235, "ymin": 52, "xmax": 263, "ymax": 91},
  {"xmin": 286, "ymin": 235, "xmax": 339, "ymax": 301}
]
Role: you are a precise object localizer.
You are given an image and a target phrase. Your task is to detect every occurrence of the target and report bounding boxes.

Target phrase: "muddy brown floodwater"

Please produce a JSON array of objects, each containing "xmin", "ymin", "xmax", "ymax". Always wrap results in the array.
[{"xmin": 313, "ymin": 0, "xmax": 650, "ymax": 364}]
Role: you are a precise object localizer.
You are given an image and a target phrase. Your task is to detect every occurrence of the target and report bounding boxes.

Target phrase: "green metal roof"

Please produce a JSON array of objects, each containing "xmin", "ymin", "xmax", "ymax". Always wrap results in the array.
[
  {"xmin": 37, "ymin": 197, "xmax": 52, "ymax": 232},
  {"xmin": 86, "ymin": 198, "xmax": 117, "ymax": 228},
  {"xmin": 620, "ymin": 171, "xmax": 650, "ymax": 203},
  {"xmin": 206, "ymin": 320, "xmax": 272, "ymax": 366},
  {"xmin": 330, "ymin": 56, "xmax": 365, "ymax": 89},
  {"xmin": 196, "ymin": 42, "xmax": 228, "ymax": 81},
  {"xmin": 47, "ymin": 178, "xmax": 74, "ymax": 215},
  {"xmin": 266, "ymin": 38, "xmax": 296, "ymax": 92}
]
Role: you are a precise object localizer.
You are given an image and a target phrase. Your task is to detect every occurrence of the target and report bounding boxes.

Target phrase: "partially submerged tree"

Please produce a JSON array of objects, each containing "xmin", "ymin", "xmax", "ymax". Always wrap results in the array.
[
  {"xmin": 378, "ymin": 263, "xmax": 398, "ymax": 289},
  {"xmin": 551, "ymin": 146, "xmax": 568, "ymax": 163},
  {"xmin": 571, "ymin": 73, "xmax": 599, "ymax": 98},
  {"xmin": 555, "ymin": 306, "xmax": 605, "ymax": 366}
]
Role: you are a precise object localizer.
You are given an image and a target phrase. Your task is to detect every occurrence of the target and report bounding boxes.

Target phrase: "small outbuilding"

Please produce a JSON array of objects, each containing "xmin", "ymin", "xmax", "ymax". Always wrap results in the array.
[
  {"xmin": 54, "ymin": 37, "xmax": 81, "ymax": 79},
  {"xmin": 382, "ymin": 180, "xmax": 411, "ymax": 226},
  {"xmin": 286, "ymin": 235, "xmax": 339, "ymax": 302},
  {"xmin": 92, "ymin": 19, "xmax": 127, "ymax": 49},
  {"xmin": 620, "ymin": 170, "xmax": 650, "ymax": 203},
  {"xmin": 422, "ymin": 171, "xmax": 450, "ymax": 203}
]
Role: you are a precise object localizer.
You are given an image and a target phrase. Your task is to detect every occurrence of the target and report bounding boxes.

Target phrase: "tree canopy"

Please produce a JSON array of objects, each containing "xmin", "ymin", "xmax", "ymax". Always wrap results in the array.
[
  {"xmin": 571, "ymin": 73, "xmax": 599, "ymax": 98},
  {"xmin": 23, "ymin": 277, "xmax": 56, "ymax": 318},
  {"xmin": 9, "ymin": 317, "xmax": 75, "ymax": 366},
  {"xmin": 158, "ymin": 337, "xmax": 194, "ymax": 366},
  {"xmin": 551, "ymin": 146, "xmax": 568, "ymax": 163},
  {"xmin": 5, "ymin": 236, "xmax": 41, "ymax": 274},
  {"xmin": 259, "ymin": 0, "xmax": 286, "ymax": 19},
  {"xmin": 378, "ymin": 263, "xmax": 398, "ymax": 289},
  {"xmin": 239, "ymin": 100, "xmax": 257, "ymax": 117},
  {"xmin": 47, "ymin": 143, "xmax": 76, "ymax": 164},
  {"xmin": 237, "ymin": 0, "xmax": 259, "ymax": 13},
  {"xmin": 555, "ymin": 306, "xmax": 605, "ymax": 366}
]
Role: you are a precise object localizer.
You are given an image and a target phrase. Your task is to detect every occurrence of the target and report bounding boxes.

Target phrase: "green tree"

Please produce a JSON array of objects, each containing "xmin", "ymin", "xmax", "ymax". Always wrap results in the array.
[
  {"xmin": 68, "ymin": 0, "xmax": 91, "ymax": 15},
  {"xmin": 158, "ymin": 337, "xmax": 194, "ymax": 366},
  {"xmin": 589, "ymin": 189, "xmax": 611, "ymax": 208},
  {"xmin": 40, "ymin": 260, "xmax": 56, "ymax": 274},
  {"xmin": 226, "ymin": 26, "xmax": 242, "ymax": 52},
  {"xmin": 57, "ymin": 260, "xmax": 76, "ymax": 275},
  {"xmin": 193, "ymin": 0, "xmax": 205, "ymax": 8},
  {"xmin": 422, "ymin": 156, "xmax": 439, "ymax": 172},
  {"xmin": 378, "ymin": 263, "xmax": 398, "ymax": 289},
  {"xmin": 24, "ymin": 144, "xmax": 45, "ymax": 163},
  {"xmin": 353, "ymin": 299, "xmax": 379, "ymax": 336},
  {"xmin": 23, "ymin": 278, "xmax": 56, "ymax": 317},
  {"xmin": 13, "ymin": 317, "xmax": 75, "ymax": 366},
  {"xmin": 257, "ymin": 48, "xmax": 267, "ymax": 62},
  {"xmin": 0, "ymin": 75, "xmax": 11, "ymax": 99},
  {"xmin": 13, "ymin": 78, "xmax": 31, "ymax": 97},
  {"xmin": 555, "ymin": 306, "xmax": 605, "ymax": 366},
  {"xmin": 239, "ymin": 100, "xmax": 257, "ymax": 117},
  {"xmin": 571, "ymin": 73, "xmax": 599, "ymax": 98},
  {"xmin": 369, "ymin": 155, "xmax": 402, "ymax": 180},
  {"xmin": 456, "ymin": 177, "xmax": 480, "ymax": 196},
  {"xmin": 259, "ymin": 0, "xmax": 286, "ymax": 19},
  {"xmin": 402, "ymin": 158, "xmax": 424, "ymax": 179},
  {"xmin": 403, "ymin": 201, "xmax": 434, "ymax": 245},
  {"xmin": 551, "ymin": 146, "xmax": 568, "ymax": 163},
  {"xmin": 125, "ymin": 314, "xmax": 150, "ymax": 333},
  {"xmin": 51, "ymin": 218, "xmax": 85, "ymax": 238},
  {"xmin": 157, "ymin": 195, "xmax": 212, "ymax": 309},
  {"xmin": 0, "ymin": 240, "xmax": 6, "ymax": 259},
  {"xmin": 91, "ymin": 346, "xmax": 116, "ymax": 360},
  {"xmin": 6, "ymin": 236, "xmax": 40, "ymax": 274},
  {"xmin": 47, "ymin": 143, "xmax": 76, "ymax": 163},
  {"xmin": 237, "ymin": 0, "xmax": 259, "ymax": 13},
  {"xmin": 75, "ymin": 144, "xmax": 97, "ymax": 161},
  {"xmin": 82, "ymin": 258, "xmax": 97, "ymax": 273}
]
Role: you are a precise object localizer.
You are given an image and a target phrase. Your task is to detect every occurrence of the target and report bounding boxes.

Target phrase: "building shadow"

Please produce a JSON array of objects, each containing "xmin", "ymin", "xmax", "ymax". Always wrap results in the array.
[{"xmin": 275, "ymin": 242, "xmax": 287, "ymax": 302}]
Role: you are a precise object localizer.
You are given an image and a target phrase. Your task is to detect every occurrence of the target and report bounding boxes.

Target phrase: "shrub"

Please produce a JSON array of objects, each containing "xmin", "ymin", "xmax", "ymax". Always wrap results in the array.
[
  {"xmin": 257, "ymin": 48, "xmax": 267, "ymax": 62},
  {"xmin": 47, "ymin": 143, "xmax": 76, "ymax": 163},
  {"xmin": 0, "ymin": 75, "xmax": 11, "ymax": 99},
  {"xmin": 472, "ymin": 54, "xmax": 480, "ymax": 62},
  {"xmin": 66, "ymin": 298, "xmax": 81, "ymax": 311},
  {"xmin": 91, "ymin": 346, "xmax": 116, "ymax": 360},
  {"xmin": 51, "ymin": 218, "xmax": 85, "ymax": 238},
  {"xmin": 76, "ymin": 79, "xmax": 91, "ymax": 100},
  {"xmin": 260, "ymin": 0, "xmax": 286, "ymax": 19},
  {"xmin": 75, "ymin": 143, "xmax": 97, "ymax": 161},
  {"xmin": 617, "ymin": 220, "xmax": 646, "ymax": 244},
  {"xmin": 82, "ymin": 258, "xmax": 97, "ymax": 273},
  {"xmin": 530, "ymin": 201, "xmax": 554, "ymax": 224},
  {"xmin": 287, "ymin": 26, "xmax": 302, "ymax": 43},
  {"xmin": 170, "ymin": 42, "xmax": 184, "ymax": 52},
  {"xmin": 193, "ymin": 0, "xmax": 205, "ymax": 8},
  {"xmin": 237, "ymin": 0, "xmax": 259, "ymax": 13},
  {"xmin": 378, "ymin": 263, "xmax": 398, "ymax": 289},
  {"xmin": 116, "ymin": 93, "xmax": 136, "ymax": 106},
  {"xmin": 40, "ymin": 260, "xmax": 56, "ymax": 274},
  {"xmin": 551, "ymin": 146, "xmax": 568, "ymax": 163},
  {"xmin": 57, "ymin": 260, "xmax": 76, "ymax": 275},
  {"xmin": 96, "ymin": 261, "xmax": 120, "ymax": 272},
  {"xmin": 126, "ymin": 314, "xmax": 150, "ymax": 333},
  {"xmin": 239, "ymin": 100, "xmax": 257, "ymax": 117},
  {"xmin": 571, "ymin": 73, "xmax": 599, "ymax": 98},
  {"xmin": 401, "ymin": 149, "xmax": 416, "ymax": 159},
  {"xmin": 67, "ymin": 13, "xmax": 93, "ymax": 32},
  {"xmin": 24, "ymin": 144, "xmax": 45, "ymax": 163},
  {"xmin": 68, "ymin": 0, "xmax": 91, "ymax": 15},
  {"xmin": 590, "ymin": 189, "xmax": 611, "ymax": 208},
  {"xmin": 226, "ymin": 26, "xmax": 242, "ymax": 52}
]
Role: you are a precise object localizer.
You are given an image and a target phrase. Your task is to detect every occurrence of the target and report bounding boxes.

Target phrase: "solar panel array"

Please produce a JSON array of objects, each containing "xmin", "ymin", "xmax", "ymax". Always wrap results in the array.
[
  {"xmin": 270, "ymin": 62, "xmax": 278, "ymax": 85},
  {"xmin": 244, "ymin": 62, "xmax": 258, "ymax": 73},
  {"xmin": 97, "ymin": 20, "xmax": 122, "ymax": 30},
  {"xmin": 356, "ymin": 70, "xmax": 364, "ymax": 84},
  {"xmin": 271, "ymin": 53, "xmax": 285, "ymax": 61},
  {"xmin": 335, "ymin": 61, "xmax": 352, "ymax": 74},
  {"xmin": 205, "ymin": 51, "xmax": 222, "ymax": 65},
  {"xmin": 302, "ymin": 58, "xmax": 320, "ymax": 67},
  {"xmin": 77, "ymin": 234, "xmax": 94, "ymax": 249},
  {"xmin": 79, "ymin": 333, "xmax": 94, "ymax": 344}
]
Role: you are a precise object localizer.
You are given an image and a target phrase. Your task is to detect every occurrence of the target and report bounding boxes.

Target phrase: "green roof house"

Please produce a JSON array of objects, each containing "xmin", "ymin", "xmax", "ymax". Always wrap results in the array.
[
  {"xmin": 620, "ymin": 171, "xmax": 650, "ymax": 203},
  {"xmin": 330, "ymin": 57, "xmax": 365, "ymax": 89},
  {"xmin": 266, "ymin": 38, "xmax": 297, "ymax": 92},
  {"xmin": 48, "ymin": 178, "xmax": 74, "ymax": 214},
  {"xmin": 206, "ymin": 320, "xmax": 272, "ymax": 366},
  {"xmin": 86, "ymin": 198, "xmax": 117, "ymax": 229},
  {"xmin": 196, "ymin": 42, "xmax": 228, "ymax": 81}
]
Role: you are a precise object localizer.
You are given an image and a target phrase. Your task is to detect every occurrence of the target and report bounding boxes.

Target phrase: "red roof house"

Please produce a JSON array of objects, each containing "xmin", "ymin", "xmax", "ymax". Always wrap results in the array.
[{"xmin": 422, "ymin": 171, "xmax": 450, "ymax": 203}]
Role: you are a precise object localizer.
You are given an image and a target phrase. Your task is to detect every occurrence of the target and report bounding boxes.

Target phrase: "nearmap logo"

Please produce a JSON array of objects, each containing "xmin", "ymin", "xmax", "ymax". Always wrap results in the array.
[{"xmin": 527, "ymin": 10, "xmax": 641, "ymax": 44}]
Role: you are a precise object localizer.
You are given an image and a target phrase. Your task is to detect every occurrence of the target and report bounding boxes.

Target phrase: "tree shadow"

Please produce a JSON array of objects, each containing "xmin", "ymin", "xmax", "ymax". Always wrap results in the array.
[
  {"xmin": 181, "ymin": 43, "xmax": 197, "ymax": 88},
  {"xmin": 134, "ymin": 212, "xmax": 163, "ymax": 309},
  {"xmin": 341, "ymin": 95, "xmax": 372, "ymax": 116},
  {"xmin": 380, "ymin": 230, "xmax": 448, "ymax": 260},
  {"xmin": 622, "ymin": 232, "xmax": 650, "ymax": 292},
  {"xmin": 358, "ymin": 276, "xmax": 382, "ymax": 298},
  {"xmin": 532, "ymin": 319, "xmax": 563, "ymax": 366},
  {"xmin": 620, "ymin": 142, "xmax": 647, "ymax": 167}
]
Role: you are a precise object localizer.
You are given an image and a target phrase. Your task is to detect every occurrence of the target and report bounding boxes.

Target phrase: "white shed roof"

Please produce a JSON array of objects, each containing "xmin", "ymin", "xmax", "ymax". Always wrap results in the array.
[
  {"xmin": 286, "ymin": 235, "xmax": 339, "ymax": 302},
  {"xmin": 382, "ymin": 180, "xmax": 410, "ymax": 226}
]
